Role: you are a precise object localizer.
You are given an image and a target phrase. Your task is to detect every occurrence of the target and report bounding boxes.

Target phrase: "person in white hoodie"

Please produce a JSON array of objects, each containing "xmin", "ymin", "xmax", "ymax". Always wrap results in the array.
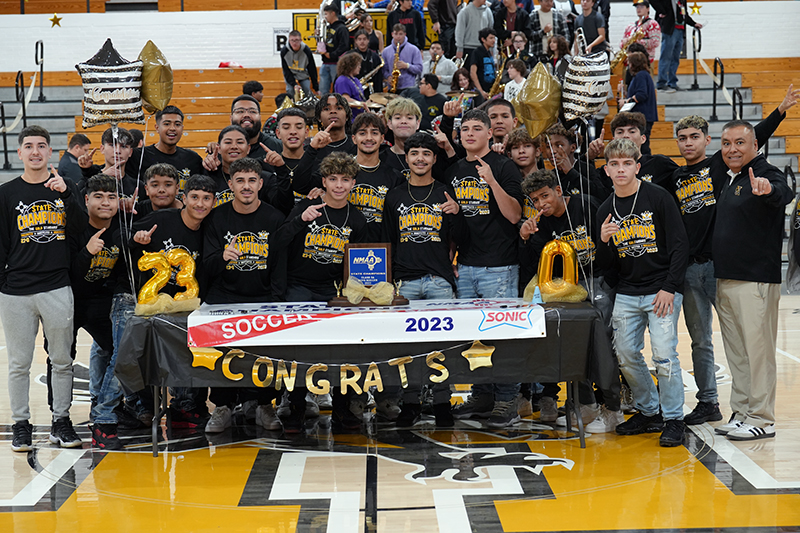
[{"xmin": 455, "ymin": 0, "xmax": 494, "ymax": 61}]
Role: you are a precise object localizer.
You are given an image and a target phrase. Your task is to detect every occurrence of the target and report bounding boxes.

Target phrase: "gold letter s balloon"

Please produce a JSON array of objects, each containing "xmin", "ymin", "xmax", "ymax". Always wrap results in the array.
[
  {"xmin": 167, "ymin": 248, "xmax": 199, "ymax": 301},
  {"xmin": 137, "ymin": 252, "xmax": 171, "ymax": 305}
]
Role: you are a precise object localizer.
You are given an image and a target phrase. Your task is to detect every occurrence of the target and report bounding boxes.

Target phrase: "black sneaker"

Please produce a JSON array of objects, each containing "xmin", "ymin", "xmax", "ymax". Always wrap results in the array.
[
  {"xmin": 115, "ymin": 404, "xmax": 147, "ymax": 431},
  {"xmin": 11, "ymin": 420, "xmax": 33, "ymax": 452},
  {"xmin": 169, "ymin": 406, "xmax": 210, "ymax": 429},
  {"xmin": 615, "ymin": 412, "xmax": 664, "ymax": 435},
  {"xmin": 332, "ymin": 405, "xmax": 362, "ymax": 430},
  {"xmin": 659, "ymin": 419, "xmax": 686, "ymax": 447},
  {"xmin": 396, "ymin": 403, "xmax": 422, "ymax": 427},
  {"xmin": 283, "ymin": 403, "xmax": 305, "ymax": 434},
  {"xmin": 49, "ymin": 417, "xmax": 83, "ymax": 448},
  {"xmin": 684, "ymin": 401, "xmax": 723, "ymax": 425},
  {"xmin": 91, "ymin": 423, "xmax": 124, "ymax": 450},
  {"xmin": 433, "ymin": 402, "xmax": 454, "ymax": 428}
]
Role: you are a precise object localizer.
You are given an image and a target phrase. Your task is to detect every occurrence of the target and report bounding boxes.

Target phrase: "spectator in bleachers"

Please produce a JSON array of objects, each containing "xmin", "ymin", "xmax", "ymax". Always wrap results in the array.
[
  {"xmin": 282, "ymin": 30, "xmax": 319, "ymax": 100},
  {"xmin": 411, "ymin": 74, "xmax": 448, "ymax": 131},
  {"xmin": 353, "ymin": 29, "xmax": 384, "ymax": 98},
  {"xmin": 58, "ymin": 133, "xmax": 90, "ymax": 183},
  {"xmin": 503, "ymin": 59, "xmax": 527, "ymax": 102},
  {"xmin": 386, "ymin": 0, "xmax": 426, "ymax": 50},
  {"xmin": 381, "ymin": 24, "xmax": 423, "ymax": 93},
  {"xmin": 530, "ymin": 0, "xmax": 571, "ymax": 63},
  {"xmin": 242, "ymin": 80, "xmax": 264, "ymax": 103},
  {"xmin": 230, "ymin": 95, "xmax": 282, "ymax": 158},
  {"xmin": 318, "ymin": 4, "xmax": 350, "ymax": 95},
  {"xmin": 428, "ymin": 0, "xmax": 459, "ymax": 58},
  {"xmin": 574, "ymin": 0, "xmax": 608, "ymax": 55},
  {"xmin": 78, "ymin": 127, "xmax": 141, "ymax": 201},
  {"xmin": 546, "ymin": 35, "xmax": 572, "ymax": 82},
  {"xmin": 470, "ymin": 28, "xmax": 498, "ymax": 100},
  {"xmin": 369, "ymin": 0, "xmax": 423, "ymax": 16},
  {"xmin": 455, "ymin": 0, "xmax": 494, "ymax": 62},
  {"xmin": 620, "ymin": 0, "xmax": 661, "ymax": 64},
  {"xmin": 334, "ymin": 52, "xmax": 367, "ymax": 117},
  {"xmin": 263, "ymin": 93, "xmax": 293, "ymax": 137},
  {"xmin": 650, "ymin": 0, "xmax": 701, "ymax": 92},
  {"xmin": 359, "ymin": 13, "xmax": 384, "ymax": 53},
  {"xmin": 126, "ymin": 106, "xmax": 204, "ymax": 192},
  {"xmin": 618, "ymin": 51, "xmax": 657, "ymax": 155},
  {"xmin": 508, "ymin": 32, "xmax": 536, "ymax": 71},
  {"xmin": 493, "ymin": 0, "xmax": 531, "ymax": 50},
  {"xmin": 423, "ymin": 41, "xmax": 457, "ymax": 96},
  {"xmin": 129, "ymin": 128, "xmax": 144, "ymax": 148}
]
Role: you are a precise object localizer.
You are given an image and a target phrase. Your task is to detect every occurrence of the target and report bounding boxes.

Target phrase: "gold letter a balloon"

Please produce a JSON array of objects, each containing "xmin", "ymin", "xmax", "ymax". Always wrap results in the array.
[{"xmin": 512, "ymin": 62, "xmax": 561, "ymax": 140}]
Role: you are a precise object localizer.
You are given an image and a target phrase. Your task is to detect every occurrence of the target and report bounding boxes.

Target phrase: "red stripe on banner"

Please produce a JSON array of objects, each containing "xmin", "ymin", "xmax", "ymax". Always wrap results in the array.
[{"xmin": 188, "ymin": 313, "xmax": 345, "ymax": 347}]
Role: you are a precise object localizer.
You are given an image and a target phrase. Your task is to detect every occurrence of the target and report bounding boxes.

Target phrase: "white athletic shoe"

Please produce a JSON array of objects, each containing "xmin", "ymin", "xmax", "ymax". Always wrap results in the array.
[
  {"xmin": 714, "ymin": 417, "xmax": 744, "ymax": 435},
  {"xmin": 726, "ymin": 423, "xmax": 775, "ymax": 441},
  {"xmin": 255, "ymin": 404, "xmax": 282, "ymax": 430},
  {"xmin": 585, "ymin": 406, "xmax": 625, "ymax": 433},
  {"xmin": 205, "ymin": 406, "xmax": 232, "ymax": 433},
  {"xmin": 556, "ymin": 403, "xmax": 600, "ymax": 428}
]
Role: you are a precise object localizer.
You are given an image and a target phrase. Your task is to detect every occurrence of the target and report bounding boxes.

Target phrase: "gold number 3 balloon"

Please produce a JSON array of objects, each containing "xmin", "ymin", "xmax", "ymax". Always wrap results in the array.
[{"xmin": 137, "ymin": 249, "xmax": 199, "ymax": 304}]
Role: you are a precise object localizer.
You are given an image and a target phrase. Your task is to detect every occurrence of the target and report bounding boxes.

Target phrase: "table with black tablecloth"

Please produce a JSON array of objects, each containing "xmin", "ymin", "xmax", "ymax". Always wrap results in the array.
[{"xmin": 116, "ymin": 302, "xmax": 615, "ymax": 454}]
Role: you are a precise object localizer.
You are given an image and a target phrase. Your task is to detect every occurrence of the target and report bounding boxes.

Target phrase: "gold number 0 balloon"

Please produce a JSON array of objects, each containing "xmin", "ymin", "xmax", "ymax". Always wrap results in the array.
[
  {"xmin": 538, "ymin": 239, "xmax": 579, "ymax": 292},
  {"xmin": 167, "ymin": 248, "xmax": 199, "ymax": 300},
  {"xmin": 137, "ymin": 252, "xmax": 171, "ymax": 305}
]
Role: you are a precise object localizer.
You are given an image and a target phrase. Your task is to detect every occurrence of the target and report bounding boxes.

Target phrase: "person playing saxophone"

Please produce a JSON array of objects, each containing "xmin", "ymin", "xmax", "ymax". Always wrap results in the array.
[
  {"xmin": 423, "ymin": 41, "xmax": 457, "ymax": 96},
  {"xmin": 620, "ymin": 0, "xmax": 661, "ymax": 63},
  {"xmin": 381, "ymin": 24, "xmax": 423, "ymax": 93}
]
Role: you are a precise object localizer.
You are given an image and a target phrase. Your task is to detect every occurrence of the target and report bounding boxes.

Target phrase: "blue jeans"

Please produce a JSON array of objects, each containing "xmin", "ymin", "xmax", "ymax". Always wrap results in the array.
[
  {"xmin": 657, "ymin": 30, "xmax": 684, "ymax": 88},
  {"xmin": 399, "ymin": 275, "xmax": 454, "ymax": 300},
  {"xmin": 285, "ymin": 78, "xmax": 312, "ymax": 100},
  {"xmin": 100, "ymin": 293, "xmax": 136, "ymax": 424},
  {"xmin": 319, "ymin": 64, "xmax": 337, "ymax": 95},
  {"xmin": 612, "ymin": 292, "xmax": 684, "ymax": 421},
  {"xmin": 456, "ymin": 264, "xmax": 519, "ymax": 299},
  {"xmin": 682, "ymin": 261, "xmax": 718, "ymax": 403},
  {"xmin": 457, "ymin": 264, "xmax": 520, "ymax": 401}
]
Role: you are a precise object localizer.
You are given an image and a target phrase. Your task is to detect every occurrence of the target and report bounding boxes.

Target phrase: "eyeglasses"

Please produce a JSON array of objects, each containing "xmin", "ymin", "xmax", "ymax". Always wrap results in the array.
[{"xmin": 232, "ymin": 107, "xmax": 258, "ymax": 116}]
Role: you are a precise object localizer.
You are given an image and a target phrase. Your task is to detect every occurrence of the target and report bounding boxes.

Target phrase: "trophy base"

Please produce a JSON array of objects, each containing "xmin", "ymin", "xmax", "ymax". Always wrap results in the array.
[{"xmin": 327, "ymin": 296, "xmax": 410, "ymax": 307}]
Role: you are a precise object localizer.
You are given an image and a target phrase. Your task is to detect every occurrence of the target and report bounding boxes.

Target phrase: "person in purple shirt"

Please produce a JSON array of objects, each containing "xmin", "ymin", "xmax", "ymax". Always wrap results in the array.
[
  {"xmin": 333, "ymin": 52, "xmax": 367, "ymax": 118},
  {"xmin": 381, "ymin": 24, "xmax": 423, "ymax": 93}
]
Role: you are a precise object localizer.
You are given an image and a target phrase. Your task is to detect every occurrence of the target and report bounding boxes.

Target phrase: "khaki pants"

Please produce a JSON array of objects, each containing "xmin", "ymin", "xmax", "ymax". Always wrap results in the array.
[{"xmin": 716, "ymin": 279, "xmax": 779, "ymax": 427}]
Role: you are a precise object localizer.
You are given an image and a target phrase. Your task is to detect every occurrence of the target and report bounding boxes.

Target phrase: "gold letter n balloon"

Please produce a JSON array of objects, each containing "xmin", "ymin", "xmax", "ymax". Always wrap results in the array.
[{"xmin": 530, "ymin": 240, "xmax": 588, "ymax": 303}]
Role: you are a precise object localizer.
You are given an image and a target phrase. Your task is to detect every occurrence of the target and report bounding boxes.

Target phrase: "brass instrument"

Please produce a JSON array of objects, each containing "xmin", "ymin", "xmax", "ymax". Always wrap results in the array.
[
  {"xmin": 316, "ymin": 0, "xmax": 334, "ymax": 44},
  {"xmin": 453, "ymin": 54, "xmax": 468, "ymax": 69},
  {"xmin": 360, "ymin": 55, "xmax": 385, "ymax": 94},
  {"xmin": 487, "ymin": 46, "xmax": 510, "ymax": 99},
  {"xmin": 344, "ymin": 0, "xmax": 368, "ymax": 32},
  {"xmin": 294, "ymin": 86, "xmax": 320, "ymax": 124},
  {"xmin": 610, "ymin": 27, "xmax": 646, "ymax": 70},
  {"xmin": 431, "ymin": 54, "xmax": 441, "ymax": 75},
  {"xmin": 389, "ymin": 43, "xmax": 401, "ymax": 93}
]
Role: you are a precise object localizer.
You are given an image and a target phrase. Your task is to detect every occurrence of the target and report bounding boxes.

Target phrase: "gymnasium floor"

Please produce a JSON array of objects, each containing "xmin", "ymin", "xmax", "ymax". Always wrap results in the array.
[{"xmin": 0, "ymin": 296, "xmax": 799, "ymax": 532}]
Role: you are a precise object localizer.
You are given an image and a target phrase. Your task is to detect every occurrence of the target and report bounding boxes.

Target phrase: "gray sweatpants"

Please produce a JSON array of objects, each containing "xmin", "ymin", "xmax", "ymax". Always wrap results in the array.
[{"xmin": 0, "ymin": 286, "xmax": 74, "ymax": 422}]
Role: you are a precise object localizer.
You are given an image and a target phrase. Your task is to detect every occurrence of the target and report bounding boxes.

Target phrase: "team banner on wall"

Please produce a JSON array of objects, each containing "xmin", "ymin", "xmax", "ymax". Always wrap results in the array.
[{"xmin": 188, "ymin": 299, "xmax": 546, "ymax": 348}]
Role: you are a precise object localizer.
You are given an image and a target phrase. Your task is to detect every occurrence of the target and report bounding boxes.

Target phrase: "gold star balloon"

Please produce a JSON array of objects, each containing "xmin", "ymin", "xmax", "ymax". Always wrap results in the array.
[
  {"xmin": 690, "ymin": 2, "xmax": 701, "ymax": 14},
  {"xmin": 461, "ymin": 341, "xmax": 496, "ymax": 370},
  {"xmin": 49, "ymin": 13, "xmax": 62, "ymax": 27}
]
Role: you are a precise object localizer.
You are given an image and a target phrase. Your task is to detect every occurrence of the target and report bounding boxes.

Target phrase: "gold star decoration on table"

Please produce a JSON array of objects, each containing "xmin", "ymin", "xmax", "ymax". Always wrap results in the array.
[
  {"xmin": 461, "ymin": 340, "xmax": 496, "ymax": 371},
  {"xmin": 49, "ymin": 13, "xmax": 62, "ymax": 27},
  {"xmin": 689, "ymin": 2, "xmax": 701, "ymax": 15}
]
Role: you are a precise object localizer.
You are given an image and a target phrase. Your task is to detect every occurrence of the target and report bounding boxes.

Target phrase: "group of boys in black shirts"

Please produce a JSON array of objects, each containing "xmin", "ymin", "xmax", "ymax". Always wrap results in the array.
[{"xmin": 3, "ymin": 83, "xmax": 797, "ymax": 452}]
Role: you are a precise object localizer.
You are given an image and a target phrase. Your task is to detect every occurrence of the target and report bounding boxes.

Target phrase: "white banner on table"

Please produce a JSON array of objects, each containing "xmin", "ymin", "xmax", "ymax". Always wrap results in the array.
[{"xmin": 188, "ymin": 299, "xmax": 546, "ymax": 347}]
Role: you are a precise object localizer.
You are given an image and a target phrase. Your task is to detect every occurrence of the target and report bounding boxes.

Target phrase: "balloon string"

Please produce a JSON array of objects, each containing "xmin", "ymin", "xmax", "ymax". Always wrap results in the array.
[
  {"xmin": 578, "ymin": 118, "xmax": 595, "ymax": 302},
  {"xmin": 110, "ymin": 123, "xmax": 138, "ymax": 299},
  {"xmin": 544, "ymin": 133, "xmax": 591, "ymax": 290}
]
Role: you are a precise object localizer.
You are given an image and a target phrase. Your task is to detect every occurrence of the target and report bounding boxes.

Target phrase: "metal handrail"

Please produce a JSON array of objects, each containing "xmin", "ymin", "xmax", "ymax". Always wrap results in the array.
[
  {"xmin": 35, "ymin": 40, "xmax": 45, "ymax": 103},
  {"xmin": 0, "ymin": 103, "xmax": 10, "ymax": 170},
  {"xmin": 690, "ymin": 27, "xmax": 701, "ymax": 91},
  {"xmin": 14, "ymin": 71, "xmax": 27, "ymax": 129},
  {"xmin": 731, "ymin": 87, "xmax": 743, "ymax": 121},
  {"xmin": 710, "ymin": 58, "xmax": 724, "ymax": 122}
]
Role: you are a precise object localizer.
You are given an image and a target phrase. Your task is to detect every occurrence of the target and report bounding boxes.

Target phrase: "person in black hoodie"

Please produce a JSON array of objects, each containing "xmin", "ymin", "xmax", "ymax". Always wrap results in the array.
[
  {"xmin": 650, "ymin": 0, "xmax": 701, "ymax": 91},
  {"xmin": 428, "ymin": 0, "xmax": 459, "ymax": 57},
  {"xmin": 386, "ymin": 0, "xmax": 426, "ymax": 50},
  {"xmin": 1, "ymin": 126, "xmax": 87, "ymax": 452},
  {"xmin": 493, "ymin": 0, "xmax": 532, "ymax": 49},
  {"xmin": 711, "ymin": 120, "xmax": 793, "ymax": 442},
  {"xmin": 318, "ymin": 4, "xmax": 350, "ymax": 95},
  {"xmin": 596, "ymin": 138, "xmax": 688, "ymax": 448}
]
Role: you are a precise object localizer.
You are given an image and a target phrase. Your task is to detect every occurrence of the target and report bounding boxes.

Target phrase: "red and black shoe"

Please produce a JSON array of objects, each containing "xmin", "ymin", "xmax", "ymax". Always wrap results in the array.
[
  {"xmin": 91, "ymin": 423, "xmax": 124, "ymax": 451},
  {"xmin": 169, "ymin": 406, "xmax": 210, "ymax": 429}
]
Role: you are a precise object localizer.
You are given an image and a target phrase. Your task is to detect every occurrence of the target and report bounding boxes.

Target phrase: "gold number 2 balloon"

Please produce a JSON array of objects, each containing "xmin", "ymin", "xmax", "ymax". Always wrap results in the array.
[
  {"xmin": 137, "ymin": 252, "xmax": 171, "ymax": 304},
  {"xmin": 167, "ymin": 248, "xmax": 199, "ymax": 301}
]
